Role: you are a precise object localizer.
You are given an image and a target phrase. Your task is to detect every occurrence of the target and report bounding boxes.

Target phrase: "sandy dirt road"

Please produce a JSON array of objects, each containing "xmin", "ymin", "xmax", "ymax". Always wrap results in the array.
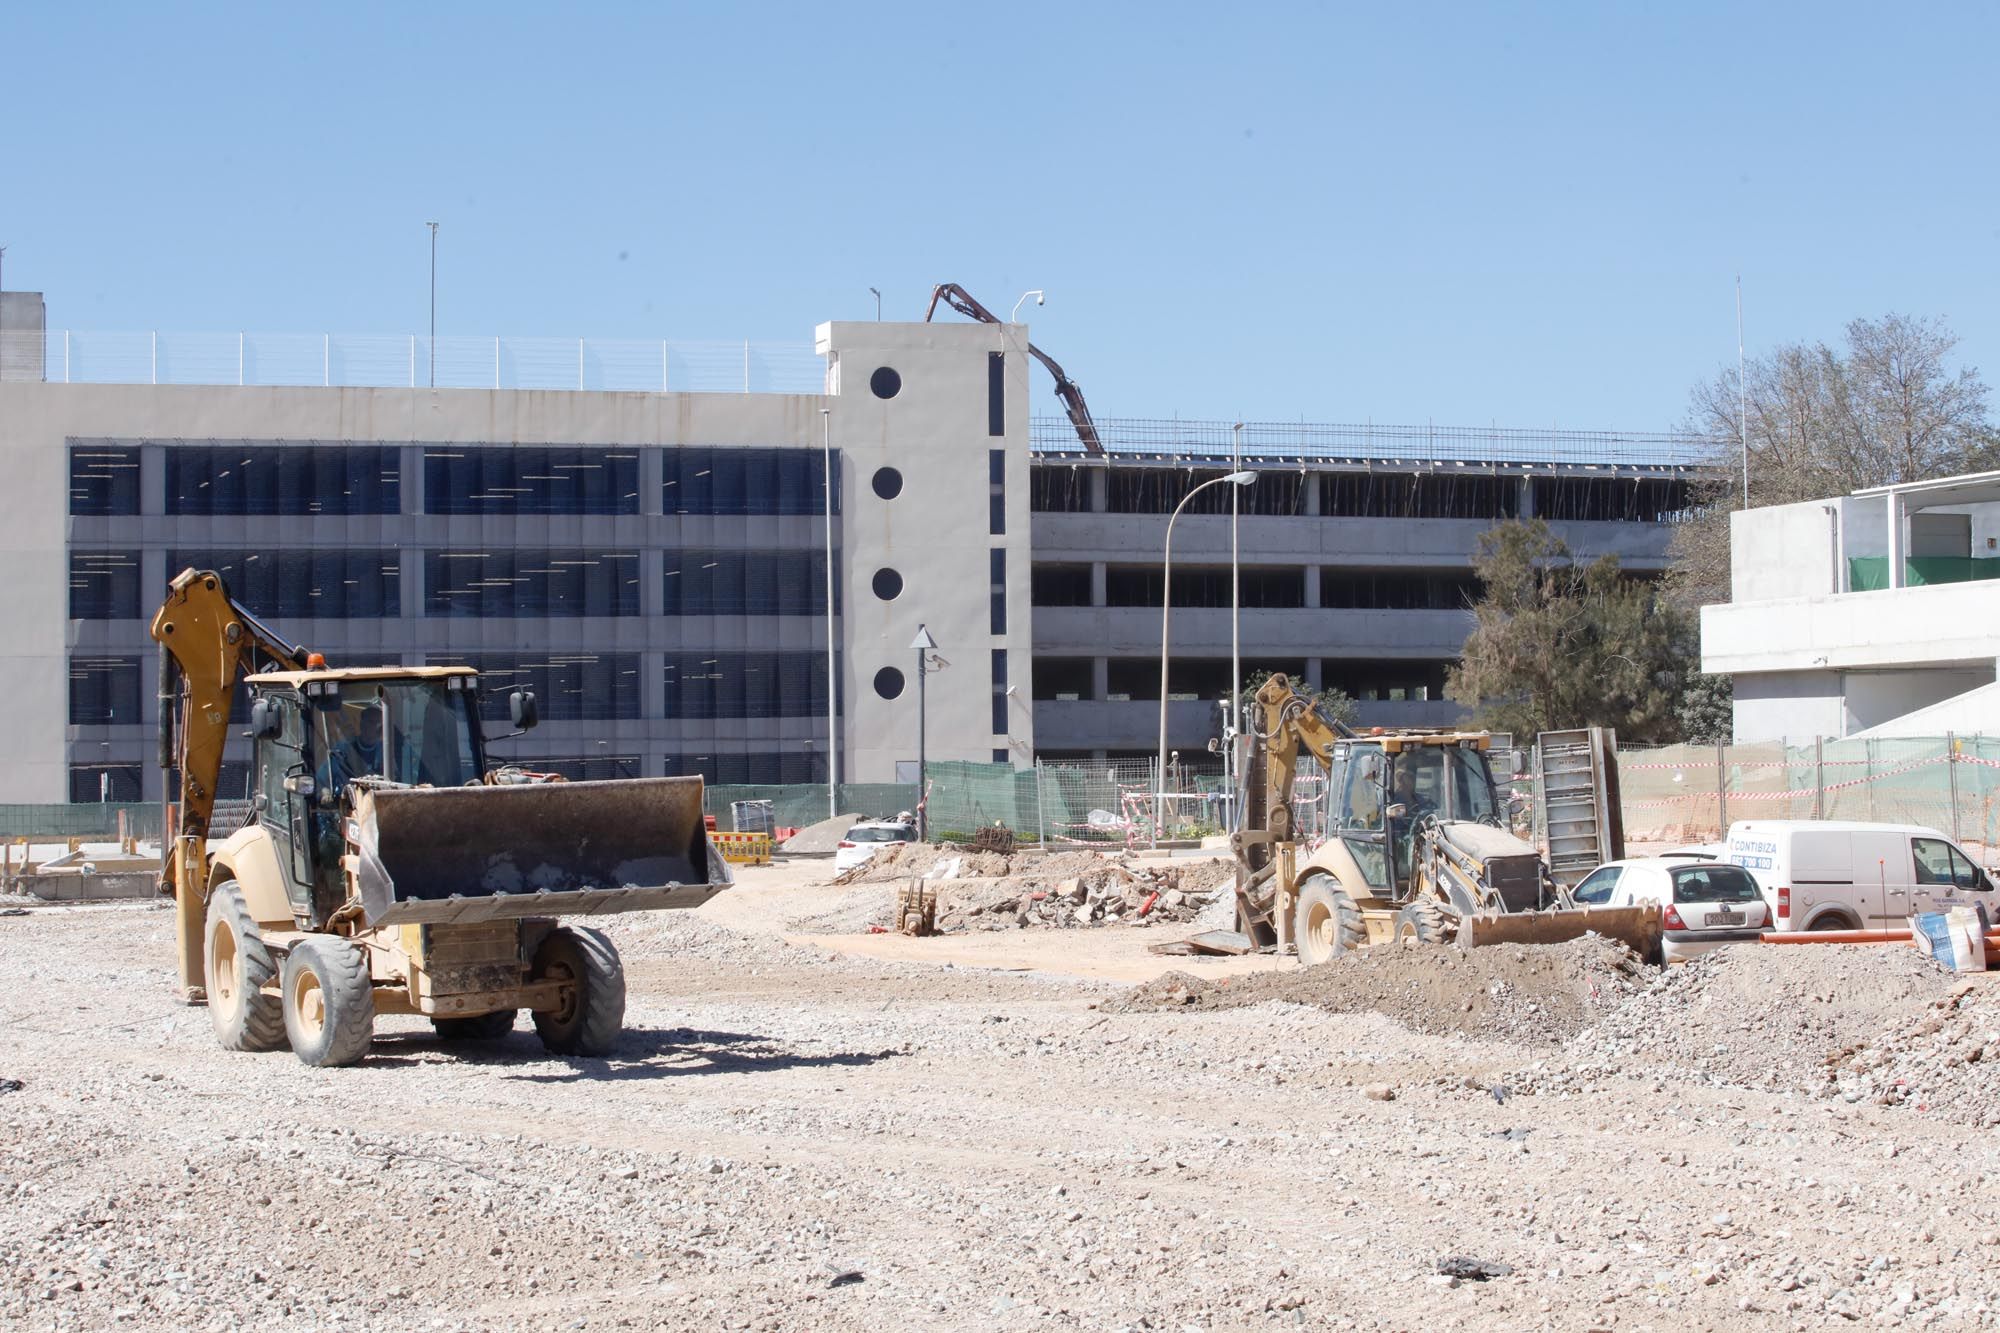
[{"xmin": 3, "ymin": 859, "xmax": 1999, "ymax": 1331}]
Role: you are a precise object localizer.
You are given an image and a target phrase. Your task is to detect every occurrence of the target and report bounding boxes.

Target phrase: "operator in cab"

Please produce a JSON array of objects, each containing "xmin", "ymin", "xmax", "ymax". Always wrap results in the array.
[{"xmin": 322, "ymin": 705, "xmax": 388, "ymax": 797}]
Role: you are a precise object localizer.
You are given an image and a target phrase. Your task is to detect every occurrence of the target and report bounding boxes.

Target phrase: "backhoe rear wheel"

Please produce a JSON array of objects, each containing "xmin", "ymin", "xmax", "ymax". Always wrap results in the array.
[
  {"xmin": 433, "ymin": 1010, "xmax": 517, "ymax": 1042},
  {"xmin": 281, "ymin": 937, "xmax": 376, "ymax": 1068},
  {"xmin": 204, "ymin": 880, "xmax": 288, "ymax": 1053},
  {"xmin": 1294, "ymin": 877, "xmax": 1363, "ymax": 967},
  {"xmin": 531, "ymin": 927, "xmax": 626, "ymax": 1057},
  {"xmin": 1394, "ymin": 900, "xmax": 1450, "ymax": 945}
]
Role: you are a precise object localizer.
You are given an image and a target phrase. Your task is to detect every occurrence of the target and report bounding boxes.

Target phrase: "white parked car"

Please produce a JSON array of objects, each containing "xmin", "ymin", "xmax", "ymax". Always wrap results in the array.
[
  {"xmin": 1723, "ymin": 820, "xmax": 1996, "ymax": 932},
  {"xmin": 834, "ymin": 819, "xmax": 917, "ymax": 874},
  {"xmin": 1572, "ymin": 857, "xmax": 1770, "ymax": 964}
]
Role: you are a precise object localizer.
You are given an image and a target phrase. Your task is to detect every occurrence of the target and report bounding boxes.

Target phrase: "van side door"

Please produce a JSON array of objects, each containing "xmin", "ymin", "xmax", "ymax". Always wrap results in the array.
[{"xmin": 1912, "ymin": 836, "xmax": 1968, "ymax": 916}]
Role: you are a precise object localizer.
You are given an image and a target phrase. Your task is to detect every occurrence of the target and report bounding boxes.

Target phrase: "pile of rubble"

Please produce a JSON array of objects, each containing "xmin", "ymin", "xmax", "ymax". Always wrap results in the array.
[
  {"xmin": 1820, "ymin": 979, "xmax": 2000, "ymax": 1122},
  {"xmin": 824, "ymin": 843, "xmax": 1233, "ymax": 933}
]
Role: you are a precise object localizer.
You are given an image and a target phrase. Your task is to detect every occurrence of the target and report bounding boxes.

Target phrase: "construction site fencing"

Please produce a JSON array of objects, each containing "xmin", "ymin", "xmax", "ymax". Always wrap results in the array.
[{"xmin": 1611, "ymin": 735, "xmax": 2000, "ymax": 853}]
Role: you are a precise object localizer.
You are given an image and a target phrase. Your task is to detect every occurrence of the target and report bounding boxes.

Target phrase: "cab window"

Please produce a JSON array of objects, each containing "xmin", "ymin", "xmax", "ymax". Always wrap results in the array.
[
  {"xmin": 1913, "ymin": 838, "xmax": 1959, "ymax": 886},
  {"xmin": 1573, "ymin": 865, "xmax": 1622, "ymax": 905},
  {"xmin": 1945, "ymin": 843, "xmax": 1988, "ymax": 891}
]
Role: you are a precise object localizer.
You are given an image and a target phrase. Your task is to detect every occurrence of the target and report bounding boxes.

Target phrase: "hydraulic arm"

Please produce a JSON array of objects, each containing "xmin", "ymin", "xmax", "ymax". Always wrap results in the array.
[{"xmin": 923, "ymin": 283, "xmax": 1104, "ymax": 456}]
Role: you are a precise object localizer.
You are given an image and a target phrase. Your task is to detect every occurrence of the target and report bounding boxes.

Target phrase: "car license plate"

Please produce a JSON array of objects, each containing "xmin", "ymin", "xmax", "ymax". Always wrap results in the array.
[{"xmin": 1709, "ymin": 909, "xmax": 1745, "ymax": 926}]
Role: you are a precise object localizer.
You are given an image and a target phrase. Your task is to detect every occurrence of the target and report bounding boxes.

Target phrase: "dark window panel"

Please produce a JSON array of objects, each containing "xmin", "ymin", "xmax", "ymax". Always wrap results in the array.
[
  {"xmin": 424, "ymin": 549, "xmax": 641, "ymax": 618},
  {"xmin": 1032, "ymin": 657, "xmax": 1094, "ymax": 701},
  {"xmin": 1108, "ymin": 469, "xmax": 1307, "ymax": 516},
  {"xmin": 987, "ymin": 354, "xmax": 1005, "ymax": 437},
  {"xmin": 170, "ymin": 550, "xmax": 402, "ymax": 620},
  {"xmin": 69, "ymin": 551, "xmax": 141, "ymax": 619},
  {"xmin": 166, "ymin": 444, "xmax": 401, "ymax": 516},
  {"xmin": 662, "ymin": 550, "xmax": 834, "ymax": 616},
  {"xmin": 1320, "ymin": 568, "xmax": 1482, "ymax": 610},
  {"xmin": 663, "ymin": 447, "xmax": 841, "ymax": 517},
  {"xmin": 1533, "ymin": 475, "xmax": 1695, "ymax": 523},
  {"xmin": 424, "ymin": 447, "xmax": 640, "ymax": 516},
  {"xmin": 430, "ymin": 653, "xmax": 642, "ymax": 723},
  {"xmin": 68, "ymin": 765, "xmax": 143, "ymax": 802},
  {"xmin": 1104, "ymin": 565, "xmax": 1306, "ymax": 609},
  {"xmin": 662, "ymin": 653, "xmax": 834, "ymax": 720},
  {"xmin": 1030, "ymin": 464, "xmax": 1092, "ymax": 512},
  {"xmin": 69, "ymin": 656, "xmax": 142, "ymax": 725},
  {"xmin": 1031, "ymin": 564, "xmax": 1093, "ymax": 607},
  {"xmin": 69, "ymin": 444, "xmax": 142, "ymax": 516}
]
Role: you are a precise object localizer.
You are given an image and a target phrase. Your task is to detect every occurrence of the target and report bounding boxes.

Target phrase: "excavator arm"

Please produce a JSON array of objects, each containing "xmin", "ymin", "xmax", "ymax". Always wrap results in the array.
[
  {"xmin": 1233, "ymin": 674, "xmax": 1352, "ymax": 942},
  {"xmin": 923, "ymin": 283, "xmax": 1104, "ymax": 456},
  {"xmin": 150, "ymin": 568, "xmax": 308, "ymax": 996}
]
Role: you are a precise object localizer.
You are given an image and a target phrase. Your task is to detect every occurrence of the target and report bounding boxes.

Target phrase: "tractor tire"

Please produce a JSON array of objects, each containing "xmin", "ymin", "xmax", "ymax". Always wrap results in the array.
[
  {"xmin": 1293, "ymin": 877, "xmax": 1364, "ymax": 967},
  {"xmin": 531, "ymin": 927, "xmax": 626, "ymax": 1057},
  {"xmin": 1394, "ymin": 900, "xmax": 1450, "ymax": 945},
  {"xmin": 203, "ymin": 880, "xmax": 288, "ymax": 1053},
  {"xmin": 281, "ymin": 937, "xmax": 376, "ymax": 1068},
  {"xmin": 433, "ymin": 1010, "xmax": 517, "ymax": 1042}
]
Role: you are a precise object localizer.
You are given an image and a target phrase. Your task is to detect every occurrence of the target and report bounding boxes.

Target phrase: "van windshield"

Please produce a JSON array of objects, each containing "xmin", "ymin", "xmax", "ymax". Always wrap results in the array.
[
  {"xmin": 846, "ymin": 825, "xmax": 912, "ymax": 844},
  {"xmin": 1672, "ymin": 865, "xmax": 1762, "ymax": 904}
]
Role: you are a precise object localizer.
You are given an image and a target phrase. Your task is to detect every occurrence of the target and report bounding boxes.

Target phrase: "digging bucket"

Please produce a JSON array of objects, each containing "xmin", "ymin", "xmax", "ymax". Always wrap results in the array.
[
  {"xmin": 1455, "ymin": 903, "xmax": 1663, "ymax": 959},
  {"xmin": 350, "ymin": 777, "xmax": 732, "ymax": 927}
]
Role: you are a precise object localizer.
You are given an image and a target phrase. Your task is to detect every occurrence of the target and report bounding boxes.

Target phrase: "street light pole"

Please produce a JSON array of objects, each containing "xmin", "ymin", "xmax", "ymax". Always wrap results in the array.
[
  {"xmin": 821, "ymin": 408, "xmax": 838, "ymax": 820},
  {"xmin": 426, "ymin": 222, "xmax": 439, "ymax": 388},
  {"xmin": 911, "ymin": 624, "xmax": 938, "ymax": 842},
  {"xmin": 1231, "ymin": 422, "xmax": 1245, "ymax": 830},
  {"xmin": 1156, "ymin": 470, "xmax": 1256, "ymax": 844}
]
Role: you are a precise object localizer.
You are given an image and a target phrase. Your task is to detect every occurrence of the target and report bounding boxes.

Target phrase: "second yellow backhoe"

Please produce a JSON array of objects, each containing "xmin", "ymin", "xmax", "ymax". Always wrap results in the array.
[{"xmin": 1232, "ymin": 675, "xmax": 1661, "ymax": 963}]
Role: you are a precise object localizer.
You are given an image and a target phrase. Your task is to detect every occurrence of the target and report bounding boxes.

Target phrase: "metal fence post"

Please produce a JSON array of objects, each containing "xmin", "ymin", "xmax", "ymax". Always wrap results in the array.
[
  {"xmin": 1865, "ymin": 738, "xmax": 1877, "ymax": 821},
  {"xmin": 1814, "ymin": 735, "xmax": 1825, "ymax": 821},
  {"xmin": 1715, "ymin": 739, "xmax": 1728, "ymax": 834},
  {"xmin": 1035, "ymin": 761, "xmax": 1047, "ymax": 847},
  {"xmin": 1947, "ymin": 732, "xmax": 1962, "ymax": 841}
]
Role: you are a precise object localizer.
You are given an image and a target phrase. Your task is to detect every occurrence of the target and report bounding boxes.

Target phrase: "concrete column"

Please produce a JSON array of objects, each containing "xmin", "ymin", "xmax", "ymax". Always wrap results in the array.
[
  {"xmin": 401, "ymin": 444, "xmax": 426, "ymax": 515},
  {"xmin": 1306, "ymin": 657, "xmax": 1324, "ymax": 689},
  {"xmin": 1303, "ymin": 470, "xmax": 1321, "ymax": 517},
  {"xmin": 1091, "ymin": 656, "xmax": 1109, "ymax": 703},
  {"xmin": 1517, "ymin": 473, "xmax": 1536, "ymax": 519},
  {"xmin": 639, "ymin": 447, "xmax": 664, "ymax": 517},
  {"xmin": 1886, "ymin": 492, "xmax": 1904, "ymax": 589},
  {"xmin": 640, "ymin": 548, "xmax": 663, "ymax": 621},
  {"xmin": 1088, "ymin": 467, "xmax": 1108, "ymax": 514},
  {"xmin": 641, "ymin": 649, "xmax": 666, "ymax": 721},
  {"xmin": 1090, "ymin": 561, "xmax": 1107, "ymax": 607},
  {"xmin": 400, "ymin": 559, "xmax": 424, "ymax": 622},
  {"xmin": 140, "ymin": 444, "xmax": 165, "ymax": 515},
  {"xmin": 1303, "ymin": 565, "xmax": 1321, "ymax": 609}
]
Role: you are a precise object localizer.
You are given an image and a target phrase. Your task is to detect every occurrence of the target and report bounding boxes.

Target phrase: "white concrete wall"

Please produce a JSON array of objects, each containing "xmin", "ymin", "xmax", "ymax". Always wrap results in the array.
[
  {"xmin": 1730, "ymin": 670, "xmax": 1845, "ymax": 743},
  {"xmin": 1729, "ymin": 500, "xmax": 1841, "ymax": 602},
  {"xmin": 1842, "ymin": 667, "xmax": 1995, "ymax": 733},
  {"xmin": 1702, "ymin": 579, "xmax": 2000, "ymax": 676}
]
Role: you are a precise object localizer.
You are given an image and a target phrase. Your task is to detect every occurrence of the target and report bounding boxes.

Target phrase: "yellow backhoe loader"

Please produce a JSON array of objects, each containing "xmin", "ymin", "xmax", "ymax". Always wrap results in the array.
[
  {"xmin": 152, "ymin": 568, "xmax": 731, "ymax": 1067},
  {"xmin": 1232, "ymin": 675, "xmax": 1661, "ymax": 962}
]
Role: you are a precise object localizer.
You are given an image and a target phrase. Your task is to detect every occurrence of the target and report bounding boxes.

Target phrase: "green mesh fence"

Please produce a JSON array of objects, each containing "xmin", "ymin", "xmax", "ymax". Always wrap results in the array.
[{"xmin": 0, "ymin": 803, "xmax": 163, "ymax": 839}]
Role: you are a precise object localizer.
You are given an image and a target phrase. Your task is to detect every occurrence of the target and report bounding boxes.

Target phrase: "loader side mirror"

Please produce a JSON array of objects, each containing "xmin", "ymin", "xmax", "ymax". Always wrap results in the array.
[
  {"xmin": 509, "ymin": 690, "xmax": 539, "ymax": 731},
  {"xmin": 249, "ymin": 697, "xmax": 282, "ymax": 740}
]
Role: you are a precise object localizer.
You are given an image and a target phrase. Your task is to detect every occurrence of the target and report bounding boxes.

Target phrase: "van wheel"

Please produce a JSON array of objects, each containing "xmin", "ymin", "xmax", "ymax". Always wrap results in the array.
[
  {"xmin": 1810, "ymin": 910, "xmax": 1861, "ymax": 932},
  {"xmin": 531, "ymin": 928, "xmax": 626, "ymax": 1057},
  {"xmin": 1294, "ymin": 877, "xmax": 1363, "ymax": 966},
  {"xmin": 204, "ymin": 881, "xmax": 288, "ymax": 1053},
  {"xmin": 282, "ymin": 937, "xmax": 376, "ymax": 1068}
]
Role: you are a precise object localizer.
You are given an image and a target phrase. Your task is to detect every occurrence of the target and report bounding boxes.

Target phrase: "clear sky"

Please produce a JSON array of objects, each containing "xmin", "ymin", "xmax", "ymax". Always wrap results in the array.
[{"xmin": 6, "ymin": 2, "xmax": 1997, "ymax": 431}]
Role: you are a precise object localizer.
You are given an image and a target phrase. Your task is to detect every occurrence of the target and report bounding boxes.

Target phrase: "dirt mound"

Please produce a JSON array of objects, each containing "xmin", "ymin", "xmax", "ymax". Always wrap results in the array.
[
  {"xmin": 832, "ymin": 843, "xmax": 1011, "ymax": 884},
  {"xmin": 1820, "ymin": 977, "xmax": 1998, "ymax": 1120},
  {"xmin": 1551, "ymin": 943, "xmax": 1955, "ymax": 1092},
  {"xmin": 1105, "ymin": 934, "xmax": 1652, "ymax": 1045}
]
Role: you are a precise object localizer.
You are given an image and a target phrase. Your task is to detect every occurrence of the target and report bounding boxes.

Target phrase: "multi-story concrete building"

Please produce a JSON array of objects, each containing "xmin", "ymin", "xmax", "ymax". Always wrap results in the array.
[{"xmin": 0, "ymin": 291, "xmax": 1701, "ymax": 803}]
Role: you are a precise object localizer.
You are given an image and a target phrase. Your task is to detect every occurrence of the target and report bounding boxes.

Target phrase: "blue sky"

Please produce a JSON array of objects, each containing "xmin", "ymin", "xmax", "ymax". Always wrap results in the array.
[{"xmin": 6, "ymin": 2, "xmax": 1997, "ymax": 430}]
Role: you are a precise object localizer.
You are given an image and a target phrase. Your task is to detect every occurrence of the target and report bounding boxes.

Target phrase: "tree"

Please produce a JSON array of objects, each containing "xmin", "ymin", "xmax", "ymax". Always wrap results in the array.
[
  {"xmin": 1447, "ymin": 520, "xmax": 1691, "ymax": 742},
  {"xmin": 1676, "ymin": 673, "xmax": 1733, "ymax": 745},
  {"xmin": 1669, "ymin": 313, "xmax": 1996, "ymax": 609},
  {"xmin": 1235, "ymin": 669, "xmax": 1356, "ymax": 730}
]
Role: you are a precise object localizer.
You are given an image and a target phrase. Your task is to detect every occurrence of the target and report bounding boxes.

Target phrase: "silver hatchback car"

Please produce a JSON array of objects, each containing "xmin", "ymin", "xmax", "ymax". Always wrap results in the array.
[{"xmin": 1572, "ymin": 857, "xmax": 1770, "ymax": 964}]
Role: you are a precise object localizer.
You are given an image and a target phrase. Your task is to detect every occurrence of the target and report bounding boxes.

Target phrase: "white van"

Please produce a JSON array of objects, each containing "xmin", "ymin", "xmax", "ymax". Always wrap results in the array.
[{"xmin": 1722, "ymin": 820, "xmax": 1996, "ymax": 931}]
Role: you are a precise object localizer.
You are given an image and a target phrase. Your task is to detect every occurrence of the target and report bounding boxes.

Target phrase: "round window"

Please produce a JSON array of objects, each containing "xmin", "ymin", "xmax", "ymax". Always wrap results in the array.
[
  {"xmin": 871, "ymin": 466, "xmax": 903, "ymax": 500},
  {"xmin": 873, "ymin": 667, "xmax": 906, "ymax": 700},
  {"xmin": 870, "ymin": 366, "xmax": 902, "ymax": 399},
  {"xmin": 872, "ymin": 568, "xmax": 903, "ymax": 601}
]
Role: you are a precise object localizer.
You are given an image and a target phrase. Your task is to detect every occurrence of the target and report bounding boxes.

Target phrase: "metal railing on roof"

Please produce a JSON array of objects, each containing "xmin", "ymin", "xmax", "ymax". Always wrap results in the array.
[
  {"xmin": 1031, "ymin": 415, "xmax": 1713, "ymax": 468},
  {"xmin": 0, "ymin": 329, "xmax": 827, "ymax": 394}
]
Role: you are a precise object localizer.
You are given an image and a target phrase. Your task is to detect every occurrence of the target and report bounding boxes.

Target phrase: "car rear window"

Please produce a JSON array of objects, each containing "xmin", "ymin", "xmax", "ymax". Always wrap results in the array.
[
  {"xmin": 1671, "ymin": 865, "xmax": 1761, "ymax": 903},
  {"xmin": 846, "ymin": 826, "xmax": 911, "ymax": 843}
]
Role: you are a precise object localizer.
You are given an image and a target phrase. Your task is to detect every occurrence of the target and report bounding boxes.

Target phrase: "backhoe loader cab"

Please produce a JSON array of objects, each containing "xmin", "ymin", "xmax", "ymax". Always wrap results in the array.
[
  {"xmin": 1329, "ymin": 736, "xmax": 1512, "ymax": 899},
  {"xmin": 152, "ymin": 568, "xmax": 731, "ymax": 1068}
]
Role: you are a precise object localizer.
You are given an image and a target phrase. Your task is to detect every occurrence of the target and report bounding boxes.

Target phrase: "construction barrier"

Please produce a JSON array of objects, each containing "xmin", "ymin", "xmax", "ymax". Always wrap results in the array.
[{"xmin": 710, "ymin": 831, "xmax": 772, "ymax": 865}]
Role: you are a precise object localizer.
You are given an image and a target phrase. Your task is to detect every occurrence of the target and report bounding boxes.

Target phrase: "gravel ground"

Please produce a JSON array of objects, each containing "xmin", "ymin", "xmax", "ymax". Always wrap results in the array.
[{"xmin": 7, "ymin": 890, "xmax": 2000, "ymax": 1331}]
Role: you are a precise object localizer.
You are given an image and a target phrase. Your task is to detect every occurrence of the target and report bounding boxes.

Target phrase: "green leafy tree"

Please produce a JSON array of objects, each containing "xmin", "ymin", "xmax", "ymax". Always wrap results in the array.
[
  {"xmin": 1447, "ymin": 520, "xmax": 1691, "ymax": 742},
  {"xmin": 1236, "ymin": 669, "xmax": 1357, "ymax": 730},
  {"xmin": 1676, "ymin": 672, "xmax": 1734, "ymax": 744}
]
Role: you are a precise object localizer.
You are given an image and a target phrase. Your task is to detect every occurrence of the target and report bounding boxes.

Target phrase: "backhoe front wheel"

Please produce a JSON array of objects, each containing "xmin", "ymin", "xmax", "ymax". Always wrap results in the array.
[
  {"xmin": 204, "ymin": 881, "xmax": 288, "ymax": 1052},
  {"xmin": 1294, "ymin": 877, "xmax": 1363, "ymax": 967},
  {"xmin": 281, "ymin": 937, "xmax": 376, "ymax": 1068},
  {"xmin": 531, "ymin": 927, "xmax": 626, "ymax": 1057},
  {"xmin": 1394, "ymin": 900, "xmax": 1450, "ymax": 945}
]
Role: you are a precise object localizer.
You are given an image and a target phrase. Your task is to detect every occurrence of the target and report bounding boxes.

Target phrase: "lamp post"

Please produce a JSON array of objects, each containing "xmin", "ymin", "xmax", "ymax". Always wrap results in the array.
[
  {"xmin": 1156, "ymin": 471, "xmax": 1256, "ymax": 843},
  {"xmin": 1230, "ymin": 422, "xmax": 1246, "ymax": 830},
  {"xmin": 911, "ymin": 624, "xmax": 938, "ymax": 842},
  {"xmin": 426, "ymin": 221, "xmax": 439, "ymax": 388},
  {"xmin": 821, "ymin": 408, "xmax": 838, "ymax": 820}
]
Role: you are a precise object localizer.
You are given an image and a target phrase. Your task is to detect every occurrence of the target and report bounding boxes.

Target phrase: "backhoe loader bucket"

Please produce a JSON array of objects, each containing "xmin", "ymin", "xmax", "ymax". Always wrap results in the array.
[
  {"xmin": 350, "ymin": 777, "xmax": 732, "ymax": 927},
  {"xmin": 1455, "ymin": 903, "xmax": 1663, "ymax": 959}
]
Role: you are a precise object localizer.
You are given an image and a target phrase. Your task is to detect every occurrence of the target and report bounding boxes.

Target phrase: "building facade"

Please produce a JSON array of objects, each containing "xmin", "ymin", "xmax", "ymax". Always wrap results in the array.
[
  {"xmin": 1, "ymin": 295, "xmax": 1701, "ymax": 802},
  {"xmin": 1702, "ymin": 472, "xmax": 2000, "ymax": 741}
]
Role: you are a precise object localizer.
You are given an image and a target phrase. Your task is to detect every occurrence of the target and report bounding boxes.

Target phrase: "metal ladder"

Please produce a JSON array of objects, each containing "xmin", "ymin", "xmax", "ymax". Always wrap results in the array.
[{"xmin": 1536, "ymin": 727, "xmax": 1622, "ymax": 892}]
